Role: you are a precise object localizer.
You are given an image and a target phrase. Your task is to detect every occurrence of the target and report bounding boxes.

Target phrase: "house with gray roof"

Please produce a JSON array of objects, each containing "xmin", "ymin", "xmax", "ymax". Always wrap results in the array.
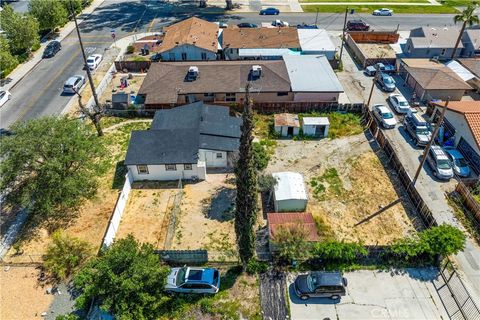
[
  {"xmin": 124, "ymin": 101, "xmax": 241, "ymax": 181},
  {"xmin": 461, "ymin": 29, "xmax": 480, "ymax": 58},
  {"xmin": 404, "ymin": 26, "xmax": 462, "ymax": 59}
]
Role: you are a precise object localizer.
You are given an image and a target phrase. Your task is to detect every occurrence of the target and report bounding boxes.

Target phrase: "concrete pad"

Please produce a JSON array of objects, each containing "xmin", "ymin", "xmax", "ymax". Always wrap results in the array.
[{"xmin": 336, "ymin": 303, "xmax": 390, "ymax": 320}]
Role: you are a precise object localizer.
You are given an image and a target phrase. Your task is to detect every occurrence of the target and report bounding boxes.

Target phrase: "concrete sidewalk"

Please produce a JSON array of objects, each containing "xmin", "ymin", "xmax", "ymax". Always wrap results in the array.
[
  {"xmin": 0, "ymin": 0, "xmax": 105, "ymax": 92},
  {"xmin": 301, "ymin": 1, "xmax": 440, "ymax": 5}
]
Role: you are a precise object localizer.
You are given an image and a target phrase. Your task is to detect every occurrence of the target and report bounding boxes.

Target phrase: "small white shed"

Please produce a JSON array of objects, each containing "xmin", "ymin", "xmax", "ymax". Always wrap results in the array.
[
  {"xmin": 274, "ymin": 113, "xmax": 300, "ymax": 137},
  {"xmin": 272, "ymin": 172, "xmax": 308, "ymax": 212},
  {"xmin": 302, "ymin": 117, "xmax": 330, "ymax": 138}
]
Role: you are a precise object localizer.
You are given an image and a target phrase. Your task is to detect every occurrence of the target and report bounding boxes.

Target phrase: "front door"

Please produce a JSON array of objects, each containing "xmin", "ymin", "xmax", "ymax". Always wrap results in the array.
[{"xmin": 315, "ymin": 125, "xmax": 325, "ymax": 137}]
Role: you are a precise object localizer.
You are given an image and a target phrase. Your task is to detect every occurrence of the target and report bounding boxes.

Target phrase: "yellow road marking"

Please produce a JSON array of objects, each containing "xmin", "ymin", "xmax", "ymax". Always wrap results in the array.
[
  {"xmin": 148, "ymin": 13, "xmax": 158, "ymax": 33},
  {"xmin": 131, "ymin": 5, "xmax": 148, "ymax": 34}
]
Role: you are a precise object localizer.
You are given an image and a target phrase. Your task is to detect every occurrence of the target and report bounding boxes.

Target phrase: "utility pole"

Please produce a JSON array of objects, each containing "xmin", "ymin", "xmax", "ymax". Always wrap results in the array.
[
  {"xmin": 315, "ymin": 8, "xmax": 319, "ymax": 26},
  {"xmin": 366, "ymin": 68, "xmax": 379, "ymax": 107},
  {"xmin": 70, "ymin": 2, "xmax": 100, "ymax": 110},
  {"xmin": 338, "ymin": 7, "xmax": 348, "ymax": 62},
  {"xmin": 411, "ymin": 98, "xmax": 450, "ymax": 185}
]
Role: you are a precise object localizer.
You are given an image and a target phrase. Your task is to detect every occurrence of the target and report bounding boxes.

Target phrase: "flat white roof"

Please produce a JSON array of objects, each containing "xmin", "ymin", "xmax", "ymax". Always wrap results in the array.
[
  {"xmin": 272, "ymin": 172, "xmax": 308, "ymax": 201},
  {"xmin": 297, "ymin": 29, "xmax": 336, "ymax": 52},
  {"xmin": 303, "ymin": 117, "xmax": 330, "ymax": 126},
  {"xmin": 445, "ymin": 60, "xmax": 476, "ymax": 82},
  {"xmin": 283, "ymin": 55, "xmax": 344, "ymax": 93},
  {"xmin": 238, "ymin": 48, "xmax": 301, "ymax": 57}
]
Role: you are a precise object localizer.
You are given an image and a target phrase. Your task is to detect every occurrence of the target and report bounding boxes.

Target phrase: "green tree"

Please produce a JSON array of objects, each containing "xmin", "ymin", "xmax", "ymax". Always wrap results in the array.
[
  {"xmin": 0, "ymin": 117, "xmax": 107, "ymax": 226},
  {"xmin": 311, "ymin": 240, "xmax": 367, "ymax": 263},
  {"xmin": 74, "ymin": 235, "xmax": 170, "ymax": 320},
  {"xmin": 451, "ymin": 4, "xmax": 479, "ymax": 59},
  {"xmin": 252, "ymin": 141, "xmax": 270, "ymax": 171},
  {"xmin": 234, "ymin": 85, "xmax": 258, "ymax": 268},
  {"xmin": 420, "ymin": 224, "xmax": 466, "ymax": 256},
  {"xmin": 0, "ymin": 36, "xmax": 19, "ymax": 79},
  {"xmin": 0, "ymin": 5, "xmax": 40, "ymax": 55},
  {"xmin": 272, "ymin": 223, "xmax": 312, "ymax": 262},
  {"xmin": 29, "ymin": 0, "xmax": 69, "ymax": 33},
  {"xmin": 44, "ymin": 230, "xmax": 92, "ymax": 280}
]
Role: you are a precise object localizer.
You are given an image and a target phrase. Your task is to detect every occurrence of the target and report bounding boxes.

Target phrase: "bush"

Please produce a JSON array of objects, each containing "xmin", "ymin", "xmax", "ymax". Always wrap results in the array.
[
  {"xmin": 55, "ymin": 314, "xmax": 79, "ymax": 320},
  {"xmin": 311, "ymin": 240, "xmax": 367, "ymax": 263},
  {"xmin": 272, "ymin": 223, "xmax": 313, "ymax": 263},
  {"xmin": 126, "ymin": 45, "xmax": 135, "ymax": 54},
  {"xmin": 246, "ymin": 259, "xmax": 268, "ymax": 274}
]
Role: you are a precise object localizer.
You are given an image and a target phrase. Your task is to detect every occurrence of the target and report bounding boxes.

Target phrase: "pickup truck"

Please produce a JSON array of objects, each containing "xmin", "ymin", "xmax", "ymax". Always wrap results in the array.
[
  {"xmin": 364, "ymin": 63, "xmax": 396, "ymax": 76},
  {"xmin": 261, "ymin": 20, "xmax": 289, "ymax": 28}
]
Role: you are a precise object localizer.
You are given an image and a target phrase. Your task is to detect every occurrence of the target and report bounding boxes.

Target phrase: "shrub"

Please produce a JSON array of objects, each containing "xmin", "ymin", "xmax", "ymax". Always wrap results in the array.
[
  {"xmin": 126, "ymin": 45, "xmax": 135, "ymax": 54},
  {"xmin": 258, "ymin": 173, "xmax": 277, "ymax": 193},
  {"xmin": 252, "ymin": 141, "xmax": 270, "ymax": 171},
  {"xmin": 272, "ymin": 223, "xmax": 312, "ymax": 263},
  {"xmin": 311, "ymin": 240, "xmax": 367, "ymax": 263},
  {"xmin": 55, "ymin": 314, "xmax": 79, "ymax": 320},
  {"xmin": 246, "ymin": 259, "xmax": 268, "ymax": 274}
]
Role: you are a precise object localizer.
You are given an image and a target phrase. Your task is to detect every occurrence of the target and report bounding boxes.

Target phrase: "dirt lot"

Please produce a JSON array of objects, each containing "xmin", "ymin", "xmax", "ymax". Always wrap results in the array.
[
  {"xmin": 266, "ymin": 134, "xmax": 419, "ymax": 244},
  {"xmin": 172, "ymin": 173, "xmax": 238, "ymax": 261},
  {"xmin": 357, "ymin": 43, "xmax": 397, "ymax": 59},
  {"xmin": 116, "ymin": 182, "xmax": 179, "ymax": 247},
  {"xmin": 0, "ymin": 266, "xmax": 53, "ymax": 320}
]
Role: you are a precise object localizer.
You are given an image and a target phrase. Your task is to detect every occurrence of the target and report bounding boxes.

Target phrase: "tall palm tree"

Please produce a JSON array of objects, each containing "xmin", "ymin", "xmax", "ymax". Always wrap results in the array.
[{"xmin": 451, "ymin": 4, "xmax": 479, "ymax": 59}]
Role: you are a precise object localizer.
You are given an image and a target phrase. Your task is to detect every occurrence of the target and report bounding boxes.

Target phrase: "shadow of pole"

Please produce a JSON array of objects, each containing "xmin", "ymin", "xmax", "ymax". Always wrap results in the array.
[{"xmin": 354, "ymin": 198, "xmax": 402, "ymax": 227}]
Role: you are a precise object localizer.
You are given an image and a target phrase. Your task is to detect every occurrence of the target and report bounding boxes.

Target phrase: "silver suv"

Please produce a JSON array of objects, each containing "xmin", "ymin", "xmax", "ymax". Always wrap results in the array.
[
  {"xmin": 426, "ymin": 146, "xmax": 454, "ymax": 180},
  {"xmin": 403, "ymin": 111, "xmax": 431, "ymax": 147},
  {"xmin": 165, "ymin": 267, "xmax": 220, "ymax": 294},
  {"xmin": 63, "ymin": 75, "xmax": 85, "ymax": 94}
]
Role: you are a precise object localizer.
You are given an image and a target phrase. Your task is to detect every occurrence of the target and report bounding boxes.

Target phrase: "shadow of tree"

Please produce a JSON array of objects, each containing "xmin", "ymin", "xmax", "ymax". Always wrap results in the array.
[
  {"xmin": 112, "ymin": 160, "xmax": 127, "ymax": 189},
  {"xmin": 204, "ymin": 187, "xmax": 236, "ymax": 221}
]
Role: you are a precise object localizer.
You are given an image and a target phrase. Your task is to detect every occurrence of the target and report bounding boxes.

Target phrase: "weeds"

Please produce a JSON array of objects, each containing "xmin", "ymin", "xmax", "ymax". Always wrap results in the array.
[{"xmin": 310, "ymin": 168, "xmax": 345, "ymax": 200}]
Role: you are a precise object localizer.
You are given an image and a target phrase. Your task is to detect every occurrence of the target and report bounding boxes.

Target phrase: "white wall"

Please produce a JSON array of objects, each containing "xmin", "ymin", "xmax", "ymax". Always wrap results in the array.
[
  {"xmin": 128, "ymin": 163, "xmax": 206, "ymax": 181},
  {"xmin": 443, "ymin": 110, "xmax": 480, "ymax": 154},
  {"xmin": 160, "ymin": 44, "xmax": 217, "ymax": 61},
  {"xmin": 293, "ymin": 92, "xmax": 339, "ymax": 102},
  {"xmin": 199, "ymin": 149, "xmax": 228, "ymax": 167},
  {"xmin": 275, "ymin": 125, "xmax": 299, "ymax": 137},
  {"xmin": 274, "ymin": 199, "xmax": 308, "ymax": 212},
  {"xmin": 303, "ymin": 50, "xmax": 336, "ymax": 60},
  {"xmin": 303, "ymin": 124, "xmax": 329, "ymax": 137}
]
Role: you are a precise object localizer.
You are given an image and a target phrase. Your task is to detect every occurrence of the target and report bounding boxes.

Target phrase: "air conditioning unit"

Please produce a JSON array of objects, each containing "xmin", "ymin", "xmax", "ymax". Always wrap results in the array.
[
  {"xmin": 251, "ymin": 65, "xmax": 262, "ymax": 77},
  {"xmin": 187, "ymin": 66, "xmax": 199, "ymax": 80}
]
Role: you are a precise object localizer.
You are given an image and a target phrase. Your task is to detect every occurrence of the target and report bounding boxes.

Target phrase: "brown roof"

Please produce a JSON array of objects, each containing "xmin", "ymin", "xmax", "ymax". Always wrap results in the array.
[
  {"xmin": 139, "ymin": 61, "xmax": 291, "ymax": 105},
  {"xmin": 458, "ymin": 59, "xmax": 480, "ymax": 78},
  {"xmin": 222, "ymin": 27, "xmax": 300, "ymax": 49},
  {"xmin": 159, "ymin": 17, "xmax": 219, "ymax": 54},
  {"xmin": 434, "ymin": 101, "xmax": 480, "ymax": 149},
  {"xmin": 404, "ymin": 65, "xmax": 472, "ymax": 90},
  {"xmin": 274, "ymin": 113, "xmax": 300, "ymax": 127},
  {"xmin": 267, "ymin": 212, "xmax": 320, "ymax": 242}
]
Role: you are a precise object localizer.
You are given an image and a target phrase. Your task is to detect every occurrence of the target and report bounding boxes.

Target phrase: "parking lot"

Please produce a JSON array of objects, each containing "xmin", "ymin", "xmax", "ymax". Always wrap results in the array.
[{"xmin": 288, "ymin": 269, "xmax": 449, "ymax": 320}]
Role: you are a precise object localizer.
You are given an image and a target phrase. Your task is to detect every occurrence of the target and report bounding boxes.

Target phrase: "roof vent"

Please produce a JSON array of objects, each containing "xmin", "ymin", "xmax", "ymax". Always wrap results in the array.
[
  {"xmin": 187, "ymin": 66, "xmax": 199, "ymax": 81},
  {"xmin": 251, "ymin": 65, "xmax": 262, "ymax": 78}
]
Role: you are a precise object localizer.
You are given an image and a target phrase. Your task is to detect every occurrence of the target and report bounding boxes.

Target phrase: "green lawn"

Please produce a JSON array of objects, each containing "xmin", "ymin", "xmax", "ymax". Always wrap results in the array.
[{"xmin": 301, "ymin": 4, "xmax": 459, "ymax": 13}]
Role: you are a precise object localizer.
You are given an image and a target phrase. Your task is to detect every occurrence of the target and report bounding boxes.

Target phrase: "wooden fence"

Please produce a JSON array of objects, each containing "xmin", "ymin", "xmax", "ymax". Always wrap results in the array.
[
  {"xmin": 156, "ymin": 250, "xmax": 208, "ymax": 265},
  {"xmin": 347, "ymin": 30, "xmax": 399, "ymax": 44},
  {"xmin": 455, "ymin": 181, "xmax": 480, "ymax": 222}
]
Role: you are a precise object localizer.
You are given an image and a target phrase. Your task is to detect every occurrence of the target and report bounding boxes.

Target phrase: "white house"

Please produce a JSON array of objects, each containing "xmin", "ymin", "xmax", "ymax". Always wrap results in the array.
[
  {"xmin": 298, "ymin": 29, "xmax": 337, "ymax": 60},
  {"xmin": 124, "ymin": 102, "xmax": 241, "ymax": 181},
  {"xmin": 274, "ymin": 113, "xmax": 300, "ymax": 137},
  {"xmin": 302, "ymin": 117, "xmax": 330, "ymax": 138},
  {"xmin": 272, "ymin": 172, "xmax": 308, "ymax": 212},
  {"xmin": 158, "ymin": 17, "xmax": 219, "ymax": 61}
]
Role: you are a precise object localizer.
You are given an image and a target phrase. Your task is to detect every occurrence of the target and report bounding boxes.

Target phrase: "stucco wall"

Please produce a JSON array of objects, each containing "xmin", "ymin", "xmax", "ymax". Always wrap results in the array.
[
  {"xmin": 442, "ymin": 109, "xmax": 480, "ymax": 155},
  {"xmin": 178, "ymin": 91, "xmax": 294, "ymax": 104},
  {"xmin": 128, "ymin": 163, "xmax": 205, "ymax": 181},
  {"xmin": 293, "ymin": 92, "xmax": 340, "ymax": 102},
  {"xmin": 274, "ymin": 125, "xmax": 300, "ymax": 137},
  {"xmin": 199, "ymin": 149, "xmax": 228, "ymax": 167},
  {"xmin": 303, "ymin": 124, "xmax": 329, "ymax": 137},
  {"xmin": 404, "ymin": 40, "xmax": 459, "ymax": 59},
  {"xmin": 160, "ymin": 44, "xmax": 217, "ymax": 61},
  {"xmin": 273, "ymin": 199, "xmax": 308, "ymax": 212}
]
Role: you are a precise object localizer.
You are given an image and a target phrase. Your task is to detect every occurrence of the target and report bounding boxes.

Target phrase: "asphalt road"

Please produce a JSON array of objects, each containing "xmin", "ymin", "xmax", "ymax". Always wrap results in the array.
[
  {"xmin": 0, "ymin": 0, "xmax": 458, "ymax": 130},
  {"xmin": 4, "ymin": 0, "xmax": 29, "ymax": 13}
]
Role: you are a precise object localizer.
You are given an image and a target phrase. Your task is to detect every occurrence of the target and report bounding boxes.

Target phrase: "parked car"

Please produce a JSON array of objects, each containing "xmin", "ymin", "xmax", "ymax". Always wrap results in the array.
[
  {"xmin": 63, "ymin": 75, "xmax": 85, "ymax": 94},
  {"xmin": 0, "ymin": 90, "xmax": 11, "ymax": 107},
  {"xmin": 388, "ymin": 93, "xmax": 410, "ymax": 114},
  {"xmin": 364, "ymin": 63, "xmax": 396, "ymax": 76},
  {"xmin": 373, "ymin": 8, "xmax": 393, "ymax": 16},
  {"xmin": 215, "ymin": 21, "xmax": 228, "ymax": 28},
  {"xmin": 444, "ymin": 147, "xmax": 471, "ymax": 177},
  {"xmin": 296, "ymin": 23, "xmax": 318, "ymax": 29},
  {"xmin": 426, "ymin": 146, "xmax": 454, "ymax": 180},
  {"xmin": 377, "ymin": 73, "xmax": 396, "ymax": 92},
  {"xmin": 260, "ymin": 7, "xmax": 279, "ymax": 15},
  {"xmin": 294, "ymin": 271, "xmax": 347, "ymax": 301},
  {"xmin": 165, "ymin": 267, "xmax": 221, "ymax": 294},
  {"xmin": 373, "ymin": 104, "xmax": 397, "ymax": 129},
  {"xmin": 150, "ymin": 52, "xmax": 162, "ymax": 62},
  {"xmin": 237, "ymin": 22, "xmax": 258, "ymax": 28},
  {"xmin": 346, "ymin": 20, "xmax": 370, "ymax": 31},
  {"xmin": 42, "ymin": 41, "xmax": 61, "ymax": 58},
  {"xmin": 271, "ymin": 19, "xmax": 289, "ymax": 27},
  {"xmin": 403, "ymin": 110, "xmax": 431, "ymax": 147},
  {"xmin": 86, "ymin": 54, "xmax": 103, "ymax": 70}
]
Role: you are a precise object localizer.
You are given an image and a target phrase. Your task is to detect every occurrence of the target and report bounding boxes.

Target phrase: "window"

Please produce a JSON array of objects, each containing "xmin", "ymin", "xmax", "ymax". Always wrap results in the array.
[
  {"xmin": 277, "ymin": 92, "xmax": 288, "ymax": 96},
  {"xmin": 184, "ymin": 164, "xmax": 192, "ymax": 170},
  {"xmin": 165, "ymin": 164, "xmax": 177, "ymax": 171},
  {"xmin": 137, "ymin": 165, "xmax": 149, "ymax": 174},
  {"xmin": 204, "ymin": 93, "xmax": 214, "ymax": 97},
  {"xmin": 441, "ymin": 49, "xmax": 446, "ymax": 56},
  {"xmin": 181, "ymin": 52, "xmax": 187, "ymax": 60},
  {"xmin": 216, "ymin": 153, "xmax": 223, "ymax": 159},
  {"xmin": 201, "ymin": 52, "xmax": 207, "ymax": 60},
  {"xmin": 225, "ymin": 93, "xmax": 236, "ymax": 102}
]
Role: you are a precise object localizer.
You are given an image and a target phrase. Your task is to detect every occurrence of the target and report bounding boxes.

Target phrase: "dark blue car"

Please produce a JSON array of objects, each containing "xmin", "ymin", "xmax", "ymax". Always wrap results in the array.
[{"xmin": 260, "ymin": 7, "xmax": 279, "ymax": 15}]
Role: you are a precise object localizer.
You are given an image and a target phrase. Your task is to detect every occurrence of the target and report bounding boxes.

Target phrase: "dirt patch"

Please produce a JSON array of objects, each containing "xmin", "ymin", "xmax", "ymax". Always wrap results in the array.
[
  {"xmin": 357, "ymin": 43, "xmax": 397, "ymax": 59},
  {"xmin": 266, "ymin": 135, "xmax": 418, "ymax": 244},
  {"xmin": 0, "ymin": 266, "xmax": 53, "ymax": 320}
]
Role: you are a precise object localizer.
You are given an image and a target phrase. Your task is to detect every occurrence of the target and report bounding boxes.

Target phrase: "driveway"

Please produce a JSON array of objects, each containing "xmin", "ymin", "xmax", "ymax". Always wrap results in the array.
[{"xmin": 288, "ymin": 269, "xmax": 449, "ymax": 320}]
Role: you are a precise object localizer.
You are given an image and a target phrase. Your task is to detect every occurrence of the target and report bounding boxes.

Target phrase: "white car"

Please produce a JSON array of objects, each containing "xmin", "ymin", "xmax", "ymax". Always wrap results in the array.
[
  {"xmin": 0, "ymin": 90, "xmax": 11, "ymax": 107},
  {"xmin": 272, "ymin": 19, "xmax": 289, "ymax": 27},
  {"xmin": 372, "ymin": 104, "xmax": 397, "ymax": 129},
  {"xmin": 63, "ymin": 75, "xmax": 85, "ymax": 94},
  {"xmin": 388, "ymin": 94, "xmax": 410, "ymax": 114},
  {"xmin": 373, "ymin": 8, "xmax": 393, "ymax": 16},
  {"xmin": 86, "ymin": 54, "xmax": 103, "ymax": 70}
]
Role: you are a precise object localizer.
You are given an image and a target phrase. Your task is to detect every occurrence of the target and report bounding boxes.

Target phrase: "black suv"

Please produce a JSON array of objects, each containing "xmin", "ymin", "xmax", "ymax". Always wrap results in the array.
[
  {"xmin": 42, "ymin": 41, "xmax": 61, "ymax": 58},
  {"xmin": 346, "ymin": 20, "xmax": 370, "ymax": 31},
  {"xmin": 294, "ymin": 271, "xmax": 348, "ymax": 300},
  {"xmin": 237, "ymin": 23, "xmax": 258, "ymax": 28}
]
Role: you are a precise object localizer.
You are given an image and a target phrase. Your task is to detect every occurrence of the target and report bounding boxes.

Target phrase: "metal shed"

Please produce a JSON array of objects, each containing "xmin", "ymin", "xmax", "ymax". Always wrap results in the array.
[
  {"xmin": 302, "ymin": 117, "xmax": 330, "ymax": 138},
  {"xmin": 272, "ymin": 172, "xmax": 308, "ymax": 212}
]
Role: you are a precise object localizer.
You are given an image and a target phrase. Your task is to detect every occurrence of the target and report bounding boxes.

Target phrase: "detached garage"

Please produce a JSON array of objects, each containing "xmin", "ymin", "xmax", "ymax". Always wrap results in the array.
[
  {"xmin": 302, "ymin": 117, "xmax": 330, "ymax": 138},
  {"xmin": 272, "ymin": 172, "xmax": 308, "ymax": 212}
]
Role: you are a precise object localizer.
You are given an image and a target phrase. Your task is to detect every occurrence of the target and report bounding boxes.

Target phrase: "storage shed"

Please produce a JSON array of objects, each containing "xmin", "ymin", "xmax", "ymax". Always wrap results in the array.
[
  {"xmin": 302, "ymin": 117, "xmax": 330, "ymax": 138},
  {"xmin": 274, "ymin": 113, "xmax": 300, "ymax": 137},
  {"xmin": 272, "ymin": 172, "xmax": 308, "ymax": 212}
]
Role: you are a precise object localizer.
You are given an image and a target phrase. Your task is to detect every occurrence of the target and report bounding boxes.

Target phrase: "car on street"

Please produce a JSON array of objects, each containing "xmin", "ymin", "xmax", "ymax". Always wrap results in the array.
[
  {"xmin": 388, "ymin": 93, "xmax": 410, "ymax": 114},
  {"xmin": 403, "ymin": 110, "xmax": 431, "ymax": 147},
  {"xmin": 373, "ymin": 8, "xmax": 393, "ymax": 16},
  {"xmin": 377, "ymin": 73, "xmax": 396, "ymax": 92},
  {"xmin": 215, "ymin": 21, "xmax": 228, "ymax": 28},
  {"xmin": 294, "ymin": 271, "xmax": 347, "ymax": 300},
  {"xmin": 444, "ymin": 147, "xmax": 471, "ymax": 177},
  {"xmin": 364, "ymin": 63, "xmax": 396, "ymax": 76},
  {"xmin": 427, "ymin": 145, "xmax": 454, "ymax": 180},
  {"xmin": 165, "ymin": 267, "xmax": 221, "ymax": 294},
  {"xmin": 271, "ymin": 19, "xmax": 289, "ymax": 27},
  {"xmin": 63, "ymin": 75, "xmax": 85, "ymax": 94},
  {"xmin": 296, "ymin": 23, "xmax": 318, "ymax": 29},
  {"xmin": 86, "ymin": 54, "xmax": 103, "ymax": 70},
  {"xmin": 373, "ymin": 104, "xmax": 397, "ymax": 129},
  {"xmin": 42, "ymin": 40, "xmax": 61, "ymax": 58},
  {"xmin": 346, "ymin": 20, "xmax": 370, "ymax": 31},
  {"xmin": 0, "ymin": 90, "xmax": 11, "ymax": 107},
  {"xmin": 237, "ymin": 22, "xmax": 258, "ymax": 28},
  {"xmin": 260, "ymin": 7, "xmax": 279, "ymax": 15}
]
